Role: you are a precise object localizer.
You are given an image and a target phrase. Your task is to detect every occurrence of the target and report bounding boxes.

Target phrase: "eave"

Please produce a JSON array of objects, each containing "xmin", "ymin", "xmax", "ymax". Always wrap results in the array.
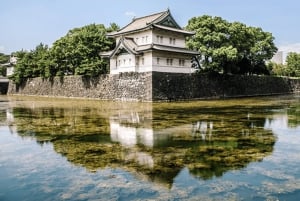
[
  {"xmin": 137, "ymin": 44, "xmax": 200, "ymax": 55},
  {"xmin": 152, "ymin": 24, "xmax": 195, "ymax": 36},
  {"xmin": 107, "ymin": 26, "xmax": 153, "ymax": 38}
]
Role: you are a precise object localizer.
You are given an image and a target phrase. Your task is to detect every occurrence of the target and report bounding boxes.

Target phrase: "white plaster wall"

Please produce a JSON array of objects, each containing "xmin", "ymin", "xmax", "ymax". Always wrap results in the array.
[
  {"xmin": 110, "ymin": 54, "xmax": 136, "ymax": 74},
  {"xmin": 110, "ymin": 51, "xmax": 193, "ymax": 74},
  {"xmin": 137, "ymin": 52, "xmax": 153, "ymax": 72},
  {"xmin": 125, "ymin": 30, "xmax": 153, "ymax": 45},
  {"xmin": 152, "ymin": 52, "xmax": 193, "ymax": 73},
  {"xmin": 152, "ymin": 30, "xmax": 186, "ymax": 48},
  {"xmin": 6, "ymin": 67, "xmax": 14, "ymax": 76},
  {"xmin": 152, "ymin": 65, "xmax": 192, "ymax": 73}
]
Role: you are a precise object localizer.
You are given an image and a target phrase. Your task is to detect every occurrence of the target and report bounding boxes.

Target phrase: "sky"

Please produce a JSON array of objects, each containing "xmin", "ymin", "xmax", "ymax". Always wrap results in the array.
[{"xmin": 1, "ymin": 0, "xmax": 300, "ymax": 54}]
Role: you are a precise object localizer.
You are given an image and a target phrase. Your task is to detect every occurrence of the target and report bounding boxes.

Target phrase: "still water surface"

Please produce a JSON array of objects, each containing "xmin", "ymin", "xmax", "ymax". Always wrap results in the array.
[{"xmin": 0, "ymin": 95, "xmax": 300, "ymax": 201}]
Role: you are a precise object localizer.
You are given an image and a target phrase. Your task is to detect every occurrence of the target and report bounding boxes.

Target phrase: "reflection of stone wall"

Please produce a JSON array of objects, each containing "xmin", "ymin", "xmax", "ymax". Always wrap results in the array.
[{"xmin": 7, "ymin": 72, "xmax": 300, "ymax": 101}]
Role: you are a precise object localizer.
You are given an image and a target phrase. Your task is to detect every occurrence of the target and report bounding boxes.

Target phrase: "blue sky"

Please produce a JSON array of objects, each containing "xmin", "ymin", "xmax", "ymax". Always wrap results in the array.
[{"xmin": 1, "ymin": 0, "xmax": 299, "ymax": 54}]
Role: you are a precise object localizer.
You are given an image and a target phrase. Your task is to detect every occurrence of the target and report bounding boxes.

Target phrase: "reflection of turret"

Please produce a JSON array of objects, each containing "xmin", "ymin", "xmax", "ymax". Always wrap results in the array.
[
  {"xmin": 109, "ymin": 110, "xmax": 154, "ymax": 147},
  {"xmin": 264, "ymin": 115, "xmax": 288, "ymax": 130},
  {"xmin": 6, "ymin": 109, "xmax": 14, "ymax": 122},
  {"xmin": 110, "ymin": 119, "xmax": 176, "ymax": 148},
  {"xmin": 192, "ymin": 121, "xmax": 213, "ymax": 141},
  {"xmin": 125, "ymin": 150, "xmax": 154, "ymax": 168},
  {"xmin": 6, "ymin": 109, "xmax": 18, "ymax": 135}
]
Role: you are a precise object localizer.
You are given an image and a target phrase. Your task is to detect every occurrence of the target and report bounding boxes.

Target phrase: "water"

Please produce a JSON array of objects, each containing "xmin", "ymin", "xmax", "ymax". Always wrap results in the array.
[{"xmin": 0, "ymin": 95, "xmax": 300, "ymax": 201}]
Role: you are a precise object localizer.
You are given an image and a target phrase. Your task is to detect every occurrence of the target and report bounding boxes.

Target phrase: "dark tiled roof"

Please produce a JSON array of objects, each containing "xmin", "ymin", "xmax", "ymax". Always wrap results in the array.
[{"xmin": 107, "ymin": 10, "xmax": 194, "ymax": 37}]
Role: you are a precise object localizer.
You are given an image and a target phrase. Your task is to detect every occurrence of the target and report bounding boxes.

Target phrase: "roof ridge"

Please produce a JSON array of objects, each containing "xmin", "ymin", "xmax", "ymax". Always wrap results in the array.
[{"xmin": 132, "ymin": 10, "xmax": 168, "ymax": 22}]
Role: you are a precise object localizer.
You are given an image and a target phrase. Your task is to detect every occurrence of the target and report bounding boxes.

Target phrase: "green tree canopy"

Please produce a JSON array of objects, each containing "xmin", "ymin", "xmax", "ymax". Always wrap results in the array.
[
  {"xmin": 0, "ymin": 53, "xmax": 10, "ymax": 64},
  {"xmin": 267, "ymin": 62, "xmax": 288, "ymax": 77},
  {"xmin": 10, "ymin": 23, "xmax": 119, "ymax": 84},
  {"xmin": 286, "ymin": 52, "xmax": 300, "ymax": 77},
  {"xmin": 10, "ymin": 44, "xmax": 54, "ymax": 84},
  {"xmin": 0, "ymin": 53, "xmax": 10, "ymax": 76},
  {"xmin": 186, "ymin": 15, "xmax": 277, "ymax": 75},
  {"xmin": 50, "ymin": 23, "xmax": 117, "ymax": 77}
]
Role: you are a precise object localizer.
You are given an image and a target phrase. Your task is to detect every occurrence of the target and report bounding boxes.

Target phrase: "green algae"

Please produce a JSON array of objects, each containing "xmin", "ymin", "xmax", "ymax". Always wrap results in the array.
[{"xmin": 7, "ymin": 95, "xmax": 300, "ymax": 187}]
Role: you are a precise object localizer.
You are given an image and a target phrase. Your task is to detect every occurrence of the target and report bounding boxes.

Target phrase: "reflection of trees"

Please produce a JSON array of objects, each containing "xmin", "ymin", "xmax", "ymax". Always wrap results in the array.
[
  {"xmin": 0, "ymin": 99, "xmax": 10, "ymax": 126},
  {"xmin": 9, "ymin": 101, "xmax": 278, "ymax": 188},
  {"xmin": 11, "ymin": 107, "xmax": 110, "ymax": 143},
  {"xmin": 287, "ymin": 105, "xmax": 300, "ymax": 127},
  {"xmin": 0, "ymin": 109, "xmax": 6, "ymax": 125},
  {"xmin": 186, "ymin": 128, "xmax": 274, "ymax": 180},
  {"xmin": 264, "ymin": 104, "xmax": 300, "ymax": 130}
]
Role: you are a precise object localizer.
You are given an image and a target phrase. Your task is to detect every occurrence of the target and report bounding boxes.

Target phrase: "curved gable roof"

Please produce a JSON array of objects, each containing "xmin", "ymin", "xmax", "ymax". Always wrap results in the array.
[{"xmin": 109, "ymin": 37, "xmax": 139, "ymax": 58}]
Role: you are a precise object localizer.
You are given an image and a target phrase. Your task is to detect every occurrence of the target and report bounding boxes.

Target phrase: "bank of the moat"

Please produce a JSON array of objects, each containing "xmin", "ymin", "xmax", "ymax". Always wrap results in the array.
[{"xmin": 7, "ymin": 72, "xmax": 300, "ymax": 101}]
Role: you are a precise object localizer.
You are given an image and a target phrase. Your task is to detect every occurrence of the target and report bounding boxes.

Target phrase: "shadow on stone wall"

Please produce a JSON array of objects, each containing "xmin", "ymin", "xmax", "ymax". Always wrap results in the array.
[
  {"xmin": 152, "ymin": 72, "xmax": 299, "ymax": 101},
  {"xmin": 0, "ymin": 82, "xmax": 8, "ymax": 94}
]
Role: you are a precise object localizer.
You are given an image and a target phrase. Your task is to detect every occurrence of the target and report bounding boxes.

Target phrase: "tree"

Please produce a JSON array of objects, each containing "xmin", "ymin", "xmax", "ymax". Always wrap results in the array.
[
  {"xmin": 50, "ymin": 23, "xmax": 118, "ymax": 77},
  {"xmin": 10, "ymin": 23, "xmax": 119, "ymax": 83},
  {"xmin": 9, "ymin": 44, "xmax": 52, "ymax": 84},
  {"xmin": 286, "ymin": 52, "xmax": 300, "ymax": 77},
  {"xmin": 185, "ymin": 15, "xmax": 277, "ymax": 75},
  {"xmin": 0, "ymin": 53, "xmax": 10, "ymax": 76},
  {"xmin": 0, "ymin": 53, "xmax": 9, "ymax": 64},
  {"xmin": 267, "ymin": 62, "xmax": 288, "ymax": 76},
  {"xmin": 9, "ymin": 50, "xmax": 29, "ymax": 84},
  {"xmin": 186, "ymin": 15, "xmax": 238, "ymax": 72}
]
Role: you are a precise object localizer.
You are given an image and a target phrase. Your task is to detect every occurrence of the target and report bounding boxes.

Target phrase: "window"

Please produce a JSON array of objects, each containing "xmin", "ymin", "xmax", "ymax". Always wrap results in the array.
[
  {"xmin": 167, "ymin": 58, "xmax": 173, "ymax": 66},
  {"xmin": 142, "ymin": 37, "xmax": 145, "ymax": 43},
  {"xmin": 145, "ymin": 36, "xmax": 148, "ymax": 43},
  {"xmin": 123, "ymin": 59, "xmax": 126, "ymax": 65},
  {"xmin": 169, "ymin": 38, "xmax": 176, "ymax": 45},
  {"xmin": 129, "ymin": 58, "xmax": 132, "ymax": 65},
  {"xmin": 136, "ymin": 38, "xmax": 139, "ymax": 43},
  {"xmin": 157, "ymin": 57, "xmax": 160, "ymax": 65},
  {"xmin": 141, "ymin": 58, "xmax": 144, "ymax": 65},
  {"xmin": 118, "ymin": 60, "xmax": 121, "ymax": 66},
  {"xmin": 179, "ymin": 59, "xmax": 185, "ymax": 66},
  {"xmin": 157, "ymin": 35, "xmax": 164, "ymax": 44}
]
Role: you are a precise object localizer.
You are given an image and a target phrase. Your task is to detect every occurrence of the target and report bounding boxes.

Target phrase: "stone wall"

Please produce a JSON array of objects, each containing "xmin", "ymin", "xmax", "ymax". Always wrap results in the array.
[
  {"xmin": 7, "ymin": 72, "xmax": 300, "ymax": 101},
  {"xmin": 8, "ymin": 72, "xmax": 153, "ymax": 101},
  {"xmin": 152, "ymin": 72, "xmax": 300, "ymax": 101}
]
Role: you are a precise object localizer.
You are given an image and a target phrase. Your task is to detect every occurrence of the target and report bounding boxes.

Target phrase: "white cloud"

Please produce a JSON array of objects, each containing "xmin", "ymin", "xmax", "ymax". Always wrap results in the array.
[
  {"xmin": 125, "ymin": 11, "xmax": 136, "ymax": 17},
  {"xmin": 278, "ymin": 43, "xmax": 300, "ymax": 53},
  {"xmin": 0, "ymin": 45, "xmax": 5, "ymax": 53}
]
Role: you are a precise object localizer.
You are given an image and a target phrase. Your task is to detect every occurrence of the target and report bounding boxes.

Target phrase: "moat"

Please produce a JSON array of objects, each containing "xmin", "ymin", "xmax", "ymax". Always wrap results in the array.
[{"xmin": 1, "ymin": 95, "xmax": 300, "ymax": 200}]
